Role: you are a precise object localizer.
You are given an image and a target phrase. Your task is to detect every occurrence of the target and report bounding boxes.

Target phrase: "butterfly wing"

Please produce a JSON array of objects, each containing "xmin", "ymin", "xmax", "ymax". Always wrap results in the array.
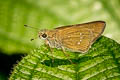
[{"xmin": 56, "ymin": 21, "xmax": 106, "ymax": 53}]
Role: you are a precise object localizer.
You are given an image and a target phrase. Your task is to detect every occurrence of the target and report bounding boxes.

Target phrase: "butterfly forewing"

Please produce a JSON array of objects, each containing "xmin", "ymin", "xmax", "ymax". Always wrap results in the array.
[{"xmin": 56, "ymin": 21, "xmax": 105, "ymax": 53}]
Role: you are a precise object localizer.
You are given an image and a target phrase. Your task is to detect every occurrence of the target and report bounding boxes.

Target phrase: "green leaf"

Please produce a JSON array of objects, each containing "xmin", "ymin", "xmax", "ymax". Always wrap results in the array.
[{"xmin": 10, "ymin": 36, "xmax": 120, "ymax": 80}]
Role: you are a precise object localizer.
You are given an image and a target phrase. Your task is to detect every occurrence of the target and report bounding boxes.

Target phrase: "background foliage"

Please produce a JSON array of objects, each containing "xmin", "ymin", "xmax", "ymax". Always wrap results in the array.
[{"xmin": 0, "ymin": 0, "xmax": 120, "ymax": 80}]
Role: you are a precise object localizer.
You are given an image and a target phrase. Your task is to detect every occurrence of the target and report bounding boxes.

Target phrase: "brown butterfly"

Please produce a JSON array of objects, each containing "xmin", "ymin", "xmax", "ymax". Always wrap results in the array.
[{"xmin": 26, "ymin": 21, "xmax": 105, "ymax": 53}]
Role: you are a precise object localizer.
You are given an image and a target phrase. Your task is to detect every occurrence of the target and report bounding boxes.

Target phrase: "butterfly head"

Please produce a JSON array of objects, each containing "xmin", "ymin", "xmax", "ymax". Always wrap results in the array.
[{"xmin": 38, "ymin": 29, "xmax": 48, "ymax": 40}]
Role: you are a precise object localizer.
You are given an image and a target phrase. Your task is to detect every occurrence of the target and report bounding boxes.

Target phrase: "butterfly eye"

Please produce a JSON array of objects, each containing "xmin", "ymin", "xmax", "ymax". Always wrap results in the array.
[{"xmin": 42, "ymin": 33, "xmax": 47, "ymax": 38}]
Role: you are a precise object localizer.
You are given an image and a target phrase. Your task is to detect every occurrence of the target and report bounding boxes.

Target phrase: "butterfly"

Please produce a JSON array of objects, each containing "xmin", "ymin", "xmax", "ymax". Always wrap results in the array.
[{"xmin": 36, "ymin": 21, "xmax": 106, "ymax": 53}]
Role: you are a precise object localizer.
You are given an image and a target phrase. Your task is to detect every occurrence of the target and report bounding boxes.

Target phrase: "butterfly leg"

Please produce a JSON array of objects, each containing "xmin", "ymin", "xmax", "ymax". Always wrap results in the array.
[
  {"xmin": 61, "ymin": 47, "xmax": 74, "ymax": 64},
  {"xmin": 45, "ymin": 40, "xmax": 54, "ymax": 63},
  {"xmin": 49, "ymin": 47, "xmax": 54, "ymax": 63}
]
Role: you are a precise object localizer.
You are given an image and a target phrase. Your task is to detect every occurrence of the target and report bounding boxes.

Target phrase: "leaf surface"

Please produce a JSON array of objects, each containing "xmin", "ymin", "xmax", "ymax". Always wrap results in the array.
[{"xmin": 10, "ymin": 36, "xmax": 120, "ymax": 80}]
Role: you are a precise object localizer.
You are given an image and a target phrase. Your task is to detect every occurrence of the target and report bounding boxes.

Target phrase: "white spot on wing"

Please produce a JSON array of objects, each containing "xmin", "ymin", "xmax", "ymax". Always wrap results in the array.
[
  {"xmin": 80, "ymin": 33, "xmax": 82, "ymax": 35},
  {"xmin": 68, "ymin": 36, "xmax": 70, "ymax": 37},
  {"xmin": 77, "ymin": 42, "xmax": 80, "ymax": 45}
]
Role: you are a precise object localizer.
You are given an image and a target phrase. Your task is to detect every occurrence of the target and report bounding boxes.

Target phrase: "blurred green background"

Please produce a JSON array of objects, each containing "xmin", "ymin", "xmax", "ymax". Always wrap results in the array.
[{"xmin": 0, "ymin": 0, "xmax": 120, "ymax": 79}]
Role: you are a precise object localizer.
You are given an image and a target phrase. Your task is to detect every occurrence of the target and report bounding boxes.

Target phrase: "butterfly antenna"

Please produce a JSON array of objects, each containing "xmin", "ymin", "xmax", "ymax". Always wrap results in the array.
[
  {"xmin": 30, "ymin": 36, "xmax": 38, "ymax": 41},
  {"xmin": 31, "ymin": 38, "xmax": 34, "ymax": 41},
  {"xmin": 24, "ymin": 24, "xmax": 39, "ymax": 30},
  {"xmin": 24, "ymin": 24, "xmax": 39, "ymax": 41}
]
